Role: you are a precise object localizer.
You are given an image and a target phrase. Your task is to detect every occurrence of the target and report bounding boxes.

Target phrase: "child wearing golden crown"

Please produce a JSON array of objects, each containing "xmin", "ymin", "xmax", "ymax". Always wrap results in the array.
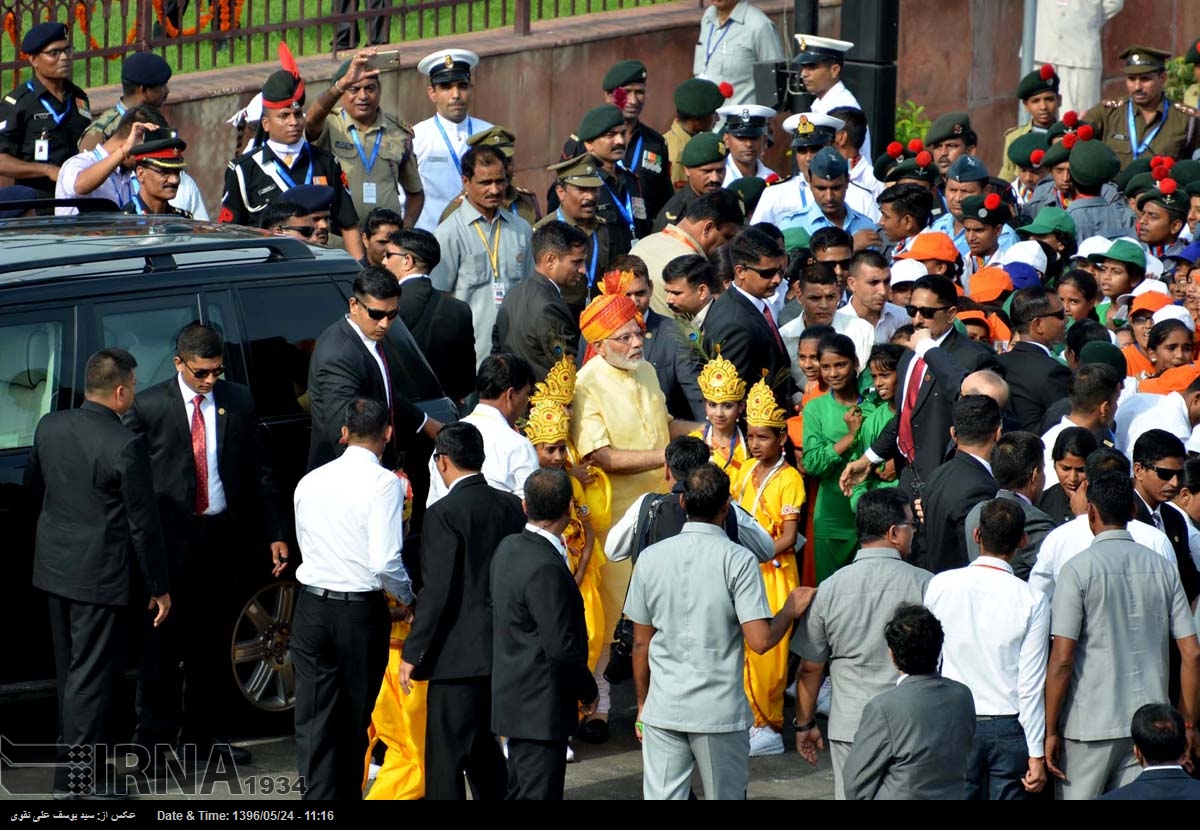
[
  {"xmin": 732, "ymin": 374, "xmax": 806, "ymax": 758},
  {"xmin": 690, "ymin": 349, "xmax": 749, "ymax": 476}
]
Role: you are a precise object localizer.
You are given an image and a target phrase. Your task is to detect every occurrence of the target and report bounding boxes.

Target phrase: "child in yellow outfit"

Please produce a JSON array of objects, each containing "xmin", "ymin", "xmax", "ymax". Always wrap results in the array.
[
  {"xmin": 689, "ymin": 349, "xmax": 750, "ymax": 476},
  {"xmin": 731, "ymin": 375, "xmax": 805, "ymax": 758}
]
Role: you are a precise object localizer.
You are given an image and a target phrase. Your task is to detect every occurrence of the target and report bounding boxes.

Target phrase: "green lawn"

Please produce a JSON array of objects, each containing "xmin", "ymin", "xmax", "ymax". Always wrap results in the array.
[{"xmin": 1, "ymin": 0, "xmax": 682, "ymax": 90}]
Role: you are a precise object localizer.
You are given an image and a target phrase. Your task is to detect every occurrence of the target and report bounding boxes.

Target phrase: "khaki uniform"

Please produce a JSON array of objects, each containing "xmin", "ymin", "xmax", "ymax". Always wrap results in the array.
[
  {"xmin": 533, "ymin": 212, "xmax": 613, "ymax": 317},
  {"xmin": 1084, "ymin": 97, "xmax": 1200, "ymax": 167},
  {"xmin": 664, "ymin": 119, "xmax": 694, "ymax": 191},
  {"xmin": 314, "ymin": 108, "xmax": 423, "ymax": 218},
  {"xmin": 79, "ymin": 104, "xmax": 123, "ymax": 150},
  {"xmin": 439, "ymin": 184, "xmax": 541, "ymax": 227},
  {"xmin": 998, "ymin": 122, "xmax": 1032, "ymax": 183},
  {"xmin": 1186, "ymin": 83, "xmax": 1200, "ymax": 110}
]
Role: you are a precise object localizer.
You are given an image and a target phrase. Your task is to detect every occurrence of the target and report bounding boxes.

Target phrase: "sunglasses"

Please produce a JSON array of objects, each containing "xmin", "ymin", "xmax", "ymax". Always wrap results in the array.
[
  {"xmin": 740, "ymin": 264, "xmax": 785, "ymax": 279},
  {"xmin": 281, "ymin": 224, "xmax": 315, "ymax": 239},
  {"xmin": 363, "ymin": 306, "xmax": 400, "ymax": 321},
  {"xmin": 1144, "ymin": 464, "xmax": 1184, "ymax": 482},
  {"xmin": 905, "ymin": 304, "xmax": 950, "ymax": 319},
  {"xmin": 182, "ymin": 361, "xmax": 224, "ymax": 380},
  {"xmin": 1034, "ymin": 308, "xmax": 1067, "ymax": 321}
]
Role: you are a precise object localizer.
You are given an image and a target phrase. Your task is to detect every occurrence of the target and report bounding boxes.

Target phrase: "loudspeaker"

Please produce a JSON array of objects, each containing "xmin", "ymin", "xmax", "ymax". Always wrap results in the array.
[
  {"xmin": 839, "ymin": 0, "xmax": 900, "ymax": 64},
  {"xmin": 838, "ymin": 62, "xmax": 898, "ymax": 151},
  {"xmin": 754, "ymin": 61, "xmax": 815, "ymax": 114}
]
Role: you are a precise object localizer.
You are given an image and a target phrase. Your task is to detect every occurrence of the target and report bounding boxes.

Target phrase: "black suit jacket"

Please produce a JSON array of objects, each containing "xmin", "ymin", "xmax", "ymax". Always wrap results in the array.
[
  {"xmin": 401, "ymin": 475, "xmax": 526, "ymax": 680},
  {"xmin": 702, "ymin": 289, "xmax": 795, "ymax": 406},
  {"xmin": 492, "ymin": 272, "xmax": 580, "ymax": 381},
  {"xmin": 1099, "ymin": 767, "xmax": 1200, "ymax": 800},
  {"xmin": 997, "ymin": 342, "xmax": 1073, "ymax": 433},
  {"xmin": 490, "ymin": 529, "xmax": 598, "ymax": 741},
  {"xmin": 1138, "ymin": 498, "xmax": 1200, "ymax": 603},
  {"xmin": 123, "ymin": 377, "xmax": 284, "ymax": 558},
  {"xmin": 940, "ymin": 325, "xmax": 1001, "ymax": 374},
  {"xmin": 918, "ymin": 451, "xmax": 997, "ymax": 574},
  {"xmin": 397, "ymin": 275, "xmax": 476, "ymax": 404},
  {"xmin": 25, "ymin": 401, "xmax": 170, "ymax": 606},
  {"xmin": 642, "ymin": 309, "xmax": 706, "ymax": 421},
  {"xmin": 307, "ymin": 317, "xmax": 426, "ymax": 471}
]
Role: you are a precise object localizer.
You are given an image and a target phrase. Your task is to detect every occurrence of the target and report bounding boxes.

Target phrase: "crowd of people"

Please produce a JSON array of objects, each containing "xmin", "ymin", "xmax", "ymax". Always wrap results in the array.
[{"xmin": 16, "ymin": 0, "xmax": 1200, "ymax": 803}]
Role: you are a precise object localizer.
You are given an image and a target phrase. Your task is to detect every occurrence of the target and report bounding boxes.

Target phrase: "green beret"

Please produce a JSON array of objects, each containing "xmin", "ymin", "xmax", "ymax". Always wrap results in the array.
[
  {"xmin": 1123, "ymin": 172, "xmax": 1156, "ymax": 199},
  {"xmin": 782, "ymin": 225, "xmax": 810, "ymax": 253},
  {"xmin": 680, "ymin": 132, "xmax": 727, "ymax": 168},
  {"xmin": 1068, "ymin": 139, "xmax": 1121, "ymax": 189},
  {"xmin": 1169, "ymin": 159, "xmax": 1200, "ymax": 188},
  {"xmin": 1046, "ymin": 114, "xmax": 1092, "ymax": 144},
  {"xmin": 727, "ymin": 177, "xmax": 767, "ymax": 219},
  {"xmin": 1137, "ymin": 183, "xmax": 1189, "ymax": 216},
  {"xmin": 1188, "ymin": 38, "xmax": 1200, "ymax": 66},
  {"xmin": 1041, "ymin": 140, "xmax": 1071, "ymax": 170},
  {"xmin": 925, "ymin": 111, "xmax": 973, "ymax": 145},
  {"xmin": 602, "ymin": 59, "xmax": 646, "ymax": 92},
  {"xmin": 1007, "ymin": 132, "xmax": 1049, "ymax": 169},
  {"xmin": 809, "ymin": 146, "xmax": 849, "ymax": 180},
  {"xmin": 961, "ymin": 194, "xmax": 1011, "ymax": 226},
  {"xmin": 1187, "ymin": 180, "xmax": 1200, "ymax": 199},
  {"xmin": 1078, "ymin": 341, "xmax": 1127, "ymax": 375},
  {"xmin": 576, "ymin": 105, "xmax": 624, "ymax": 143},
  {"xmin": 873, "ymin": 146, "xmax": 912, "ymax": 182},
  {"xmin": 1017, "ymin": 206, "xmax": 1076, "ymax": 239},
  {"xmin": 1113, "ymin": 157, "xmax": 1153, "ymax": 192},
  {"xmin": 332, "ymin": 58, "xmax": 352, "ymax": 86},
  {"xmin": 674, "ymin": 78, "xmax": 726, "ymax": 119},
  {"xmin": 887, "ymin": 156, "xmax": 938, "ymax": 184},
  {"xmin": 1016, "ymin": 65, "xmax": 1060, "ymax": 100}
]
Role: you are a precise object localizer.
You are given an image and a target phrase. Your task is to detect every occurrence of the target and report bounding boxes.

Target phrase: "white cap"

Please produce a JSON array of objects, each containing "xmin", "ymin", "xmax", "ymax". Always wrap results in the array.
[
  {"xmin": 416, "ymin": 49, "xmax": 480, "ymax": 79},
  {"xmin": 1145, "ymin": 253, "xmax": 1165, "ymax": 279},
  {"xmin": 227, "ymin": 92, "xmax": 263, "ymax": 126},
  {"xmin": 793, "ymin": 34, "xmax": 855, "ymax": 59},
  {"xmin": 1153, "ymin": 304, "xmax": 1195, "ymax": 332},
  {"xmin": 890, "ymin": 258, "xmax": 927, "ymax": 287},
  {"xmin": 1073, "ymin": 235, "xmax": 1111, "ymax": 261},
  {"xmin": 1000, "ymin": 240, "xmax": 1048, "ymax": 275},
  {"xmin": 1115, "ymin": 277, "xmax": 1172, "ymax": 309},
  {"xmin": 781, "ymin": 111, "xmax": 845, "ymax": 134},
  {"xmin": 716, "ymin": 104, "xmax": 778, "ymax": 120}
]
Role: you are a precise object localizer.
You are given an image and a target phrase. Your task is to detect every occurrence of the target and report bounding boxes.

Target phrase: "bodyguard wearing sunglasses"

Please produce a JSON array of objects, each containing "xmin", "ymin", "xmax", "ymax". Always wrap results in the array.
[
  {"xmin": 997, "ymin": 286, "xmax": 1071, "ymax": 433},
  {"xmin": 1133, "ymin": 430, "xmax": 1200, "ymax": 605},
  {"xmin": 124, "ymin": 322, "xmax": 289, "ymax": 770}
]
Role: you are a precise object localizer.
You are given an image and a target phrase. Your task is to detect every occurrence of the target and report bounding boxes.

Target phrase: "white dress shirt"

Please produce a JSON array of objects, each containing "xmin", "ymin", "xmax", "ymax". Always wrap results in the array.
[
  {"xmin": 526, "ymin": 522, "xmax": 569, "ymax": 566},
  {"xmin": 56, "ymin": 146, "xmax": 208, "ymax": 218},
  {"xmin": 722, "ymin": 154, "xmax": 775, "ymax": 187},
  {"xmin": 1029, "ymin": 514, "xmax": 1176, "ymax": 602},
  {"xmin": 751, "ymin": 173, "xmax": 879, "ymax": 227},
  {"xmin": 811, "ymin": 80, "xmax": 872, "ymax": 160},
  {"xmin": 835, "ymin": 299, "xmax": 910, "ymax": 344},
  {"xmin": 849, "ymin": 153, "xmax": 884, "ymax": 199},
  {"xmin": 178, "ymin": 373, "xmax": 227, "ymax": 515},
  {"xmin": 346, "ymin": 315, "xmax": 391, "ymax": 407},
  {"xmin": 293, "ymin": 444, "xmax": 414, "ymax": 604},
  {"xmin": 412, "ymin": 112, "xmax": 494, "ymax": 232},
  {"xmin": 425, "ymin": 403, "xmax": 539, "ymax": 506},
  {"xmin": 925, "ymin": 557, "xmax": 1050, "ymax": 757},
  {"xmin": 1164, "ymin": 501, "xmax": 1200, "ymax": 572},
  {"xmin": 605, "ymin": 492, "xmax": 778, "ymax": 565},
  {"xmin": 1114, "ymin": 391, "xmax": 1192, "ymax": 455}
]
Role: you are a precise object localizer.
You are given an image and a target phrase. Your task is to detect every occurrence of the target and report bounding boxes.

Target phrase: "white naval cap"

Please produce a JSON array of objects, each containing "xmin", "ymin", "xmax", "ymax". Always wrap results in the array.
[
  {"xmin": 416, "ymin": 49, "xmax": 480, "ymax": 84},
  {"xmin": 717, "ymin": 104, "xmax": 777, "ymax": 136},
  {"xmin": 793, "ymin": 34, "xmax": 855, "ymax": 64}
]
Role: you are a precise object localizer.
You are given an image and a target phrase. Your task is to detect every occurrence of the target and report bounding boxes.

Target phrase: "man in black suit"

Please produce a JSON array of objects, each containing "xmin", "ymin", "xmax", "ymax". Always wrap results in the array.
[
  {"xmin": 1101, "ymin": 704, "xmax": 1200, "ymax": 800},
  {"xmin": 307, "ymin": 266, "xmax": 442, "ymax": 473},
  {"xmin": 493, "ymin": 221, "xmax": 586, "ymax": 381},
  {"xmin": 397, "ymin": 422, "xmax": 526, "ymax": 800},
  {"xmin": 491, "ymin": 468, "xmax": 598, "ymax": 800},
  {"xmin": 703, "ymin": 227, "xmax": 795, "ymax": 406},
  {"xmin": 25, "ymin": 349, "xmax": 171, "ymax": 799},
  {"xmin": 1132, "ymin": 429, "xmax": 1200, "ymax": 605},
  {"xmin": 124, "ymin": 323, "xmax": 287, "ymax": 767},
  {"xmin": 385, "ymin": 228, "xmax": 476, "ymax": 407},
  {"xmin": 997, "ymin": 286, "xmax": 1072, "ymax": 433},
  {"xmin": 919, "ymin": 395, "xmax": 1001, "ymax": 574}
]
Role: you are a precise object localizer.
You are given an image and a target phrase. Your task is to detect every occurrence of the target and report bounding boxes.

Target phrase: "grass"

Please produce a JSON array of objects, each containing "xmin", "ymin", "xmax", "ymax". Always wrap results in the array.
[{"xmin": 0, "ymin": 0, "xmax": 682, "ymax": 90}]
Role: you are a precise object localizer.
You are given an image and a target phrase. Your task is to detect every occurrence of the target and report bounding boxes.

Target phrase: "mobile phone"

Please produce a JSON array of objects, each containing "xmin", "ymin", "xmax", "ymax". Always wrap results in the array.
[{"xmin": 366, "ymin": 51, "xmax": 400, "ymax": 71}]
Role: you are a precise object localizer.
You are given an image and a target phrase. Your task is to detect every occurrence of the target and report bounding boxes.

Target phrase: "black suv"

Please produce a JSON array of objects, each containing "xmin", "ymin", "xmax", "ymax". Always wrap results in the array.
[{"xmin": 0, "ymin": 213, "xmax": 447, "ymax": 728}]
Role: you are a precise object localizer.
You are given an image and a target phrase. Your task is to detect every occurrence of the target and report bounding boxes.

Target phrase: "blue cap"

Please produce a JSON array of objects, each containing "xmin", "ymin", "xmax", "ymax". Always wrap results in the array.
[
  {"xmin": 0, "ymin": 185, "xmax": 42, "ymax": 218},
  {"xmin": 946, "ymin": 154, "xmax": 989, "ymax": 183},
  {"xmin": 21, "ymin": 21, "xmax": 68, "ymax": 55},
  {"xmin": 1003, "ymin": 262, "xmax": 1041, "ymax": 291},
  {"xmin": 122, "ymin": 52, "xmax": 172, "ymax": 87},
  {"xmin": 1168, "ymin": 240, "xmax": 1200, "ymax": 263},
  {"xmin": 287, "ymin": 184, "xmax": 335, "ymax": 213},
  {"xmin": 808, "ymin": 146, "xmax": 849, "ymax": 180}
]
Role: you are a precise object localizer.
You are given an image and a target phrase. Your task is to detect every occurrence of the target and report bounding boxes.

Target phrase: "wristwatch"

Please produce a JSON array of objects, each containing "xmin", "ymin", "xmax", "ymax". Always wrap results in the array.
[{"xmin": 792, "ymin": 716, "xmax": 818, "ymax": 731}]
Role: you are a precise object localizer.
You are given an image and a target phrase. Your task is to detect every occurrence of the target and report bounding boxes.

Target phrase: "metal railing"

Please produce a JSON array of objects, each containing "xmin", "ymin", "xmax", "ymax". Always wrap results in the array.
[{"xmin": 0, "ymin": 0, "xmax": 686, "ymax": 92}]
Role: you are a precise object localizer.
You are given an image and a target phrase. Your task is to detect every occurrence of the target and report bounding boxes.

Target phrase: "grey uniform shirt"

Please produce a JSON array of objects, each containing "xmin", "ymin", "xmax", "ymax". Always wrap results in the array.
[
  {"xmin": 624, "ymin": 522, "xmax": 771, "ymax": 733},
  {"xmin": 1052, "ymin": 529, "xmax": 1197, "ymax": 742},
  {"xmin": 692, "ymin": 1, "xmax": 785, "ymax": 107},
  {"xmin": 790, "ymin": 547, "xmax": 932, "ymax": 742}
]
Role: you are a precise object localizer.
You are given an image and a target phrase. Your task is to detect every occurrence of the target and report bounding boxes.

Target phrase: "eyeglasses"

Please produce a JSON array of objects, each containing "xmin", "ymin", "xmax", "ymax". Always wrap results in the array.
[
  {"xmin": 1145, "ymin": 464, "xmax": 1184, "ymax": 482},
  {"xmin": 1034, "ymin": 308, "xmax": 1067, "ymax": 321},
  {"xmin": 739, "ymin": 264, "xmax": 785, "ymax": 279},
  {"xmin": 905, "ymin": 304, "xmax": 950, "ymax": 319},
  {"xmin": 182, "ymin": 361, "xmax": 224, "ymax": 380},
  {"xmin": 606, "ymin": 331, "xmax": 645, "ymax": 345},
  {"xmin": 382, "ymin": 250, "xmax": 411, "ymax": 262},
  {"xmin": 38, "ymin": 46, "xmax": 72, "ymax": 59},
  {"xmin": 281, "ymin": 224, "xmax": 315, "ymax": 238}
]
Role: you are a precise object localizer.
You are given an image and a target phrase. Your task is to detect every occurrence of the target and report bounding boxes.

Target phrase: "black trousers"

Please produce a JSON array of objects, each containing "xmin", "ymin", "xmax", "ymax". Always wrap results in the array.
[
  {"xmin": 292, "ymin": 590, "xmax": 390, "ymax": 801},
  {"xmin": 506, "ymin": 737, "xmax": 568, "ymax": 800},
  {"xmin": 46, "ymin": 593, "xmax": 125, "ymax": 794},
  {"xmin": 334, "ymin": 0, "xmax": 388, "ymax": 49},
  {"xmin": 424, "ymin": 676, "xmax": 507, "ymax": 800}
]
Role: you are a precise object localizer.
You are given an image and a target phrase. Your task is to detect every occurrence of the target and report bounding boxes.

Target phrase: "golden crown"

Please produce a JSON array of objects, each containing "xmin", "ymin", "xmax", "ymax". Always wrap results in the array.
[
  {"xmin": 697, "ymin": 350, "xmax": 746, "ymax": 404},
  {"xmin": 524, "ymin": 399, "xmax": 571, "ymax": 446},
  {"xmin": 745, "ymin": 373, "xmax": 786, "ymax": 429},
  {"xmin": 531, "ymin": 354, "xmax": 576, "ymax": 405}
]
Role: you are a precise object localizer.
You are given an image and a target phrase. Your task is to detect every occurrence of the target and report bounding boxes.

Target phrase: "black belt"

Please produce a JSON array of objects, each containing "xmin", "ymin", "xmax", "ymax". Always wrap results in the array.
[
  {"xmin": 976, "ymin": 714, "xmax": 1020, "ymax": 721},
  {"xmin": 301, "ymin": 585, "xmax": 382, "ymax": 603}
]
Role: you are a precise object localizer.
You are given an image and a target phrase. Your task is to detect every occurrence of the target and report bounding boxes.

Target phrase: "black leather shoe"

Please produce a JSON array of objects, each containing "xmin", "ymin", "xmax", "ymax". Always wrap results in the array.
[
  {"xmin": 576, "ymin": 718, "xmax": 609, "ymax": 744},
  {"xmin": 207, "ymin": 740, "xmax": 253, "ymax": 766}
]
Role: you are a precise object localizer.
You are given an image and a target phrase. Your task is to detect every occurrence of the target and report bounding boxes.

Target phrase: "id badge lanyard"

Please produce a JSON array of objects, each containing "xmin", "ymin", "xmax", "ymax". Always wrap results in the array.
[
  {"xmin": 343, "ymin": 112, "xmax": 384, "ymax": 174},
  {"xmin": 557, "ymin": 208, "xmax": 600, "ymax": 289}
]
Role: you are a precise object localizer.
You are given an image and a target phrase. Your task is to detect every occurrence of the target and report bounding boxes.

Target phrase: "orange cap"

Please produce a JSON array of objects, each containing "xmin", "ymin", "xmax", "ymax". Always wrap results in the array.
[
  {"xmin": 1130, "ymin": 292, "xmax": 1175, "ymax": 317},
  {"xmin": 969, "ymin": 267, "xmax": 1014, "ymax": 303},
  {"xmin": 894, "ymin": 232, "xmax": 959, "ymax": 263}
]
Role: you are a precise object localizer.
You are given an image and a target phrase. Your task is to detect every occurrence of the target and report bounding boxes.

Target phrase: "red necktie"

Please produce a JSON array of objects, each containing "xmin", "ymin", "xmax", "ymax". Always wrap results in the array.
[
  {"xmin": 896, "ymin": 357, "xmax": 927, "ymax": 464},
  {"xmin": 762, "ymin": 304, "xmax": 786, "ymax": 354},
  {"xmin": 191, "ymin": 394, "xmax": 209, "ymax": 515}
]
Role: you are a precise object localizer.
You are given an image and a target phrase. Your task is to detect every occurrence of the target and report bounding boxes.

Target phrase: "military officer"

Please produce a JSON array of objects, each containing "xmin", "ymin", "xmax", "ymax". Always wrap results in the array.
[
  {"xmin": 567, "ymin": 104, "xmax": 648, "ymax": 251},
  {"xmin": 438, "ymin": 126, "xmax": 541, "ymax": 226},
  {"xmin": 1085, "ymin": 46, "xmax": 1200, "ymax": 167},
  {"xmin": 751, "ymin": 112, "xmax": 851, "ymax": 226},
  {"xmin": 304, "ymin": 51, "xmax": 425, "ymax": 228},
  {"xmin": 0, "ymin": 21, "xmax": 91, "ymax": 197},
  {"xmin": 653, "ymin": 131, "xmax": 727, "ymax": 233},
  {"xmin": 535, "ymin": 154, "xmax": 615, "ymax": 317},
  {"xmin": 218, "ymin": 48, "xmax": 364, "ymax": 259},
  {"xmin": 665, "ymin": 77, "xmax": 727, "ymax": 191},
  {"xmin": 1184, "ymin": 39, "xmax": 1200, "ymax": 109},
  {"xmin": 998, "ymin": 64, "xmax": 1061, "ymax": 182},
  {"xmin": 793, "ymin": 33, "xmax": 871, "ymax": 160},
  {"xmin": 412, "ymin": 49, "xmax": 493, "ymax": 233},
  {"xmin": 78, "ymin": 52, "xmax": 171, "ymax": 152},
  {"xmin": 121, "ymin": 133, "xmax": 193, "ymax": 218},
  {"xmin": 716, "ymin": 103, "xmax": 776, "ymax": 186}
]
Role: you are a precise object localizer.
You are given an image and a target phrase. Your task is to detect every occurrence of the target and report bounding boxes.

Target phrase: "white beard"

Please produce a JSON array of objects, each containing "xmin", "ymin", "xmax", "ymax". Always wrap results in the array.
[{"xmin": 604, "ymin": 352, "xmax": 643, "ymax": 371}]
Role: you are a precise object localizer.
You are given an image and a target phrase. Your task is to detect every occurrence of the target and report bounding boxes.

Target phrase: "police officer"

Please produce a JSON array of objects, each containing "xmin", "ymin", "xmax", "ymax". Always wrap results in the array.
[
  {"xmin": 79, "ymin": 52, "xmax": 171, "ymax": 152},
  {"xmin": 535, "ymin": 154, "xmax": 615, "ymax": 318},
  {"xmin": 304, "ymin": 51, "xmax": 425, "ymax": 228},
  {"xmin": 0, "ymin": 21, "xmax": 91, "ymax": 197},
  {"xmin": 653, "ymin": 131, "xmax": 726, "ymax": 232},
  {"xmin": 122, "ymin": 132, "xmax": 193, "ymax": 217},
  {"xmin": 438, "ymin": 126, "xmax": 541, "ymax": 226},
  {"xmin": 1066, "ymin": 136, "xmax": 1136, "ymax": 241},
  {"xmin": 665, "ymin": 78, "xmax": 727, "ymax": 191},
  {"xmin": 716, "ymin": 103, "xmax": 776, "ymax": 186},
  {"xmin": 219, "ymin": 47, "xmax": 363, "ymax": 259},
  {"xmin": 1085, "ymin": 46, "xmax": 1200, "ymax": 167},
  {"xmin": 570, "ymin": 104, "xmax": 648, "ymax": 250}
]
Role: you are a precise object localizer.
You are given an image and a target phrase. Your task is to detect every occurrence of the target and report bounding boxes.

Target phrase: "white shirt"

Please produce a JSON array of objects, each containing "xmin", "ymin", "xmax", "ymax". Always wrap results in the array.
[
  {"xmin": 1040, "ymin": 414, "xmax": 1091, "ymax": 487},
  {"xmin": 605, "ymin": 492, "xmax": 778, "ymax": 564},
  {"xmin": 1029, "ymin": 514, "xmax": 1176, "ymax": 602},
  {"xmin": 55, "ymin": 146, "xmax": 208, "ymax": 219},
  {"xmin": 425, "ymin": 402, "xmax": 539, "ymax": 506},
  {"xmin": 1114, "ymin": 391, "xmax": 1192, "ymax": 455},
  {"xmin": 925, "ymin": 557, "xmax": 1050, "ymax": 756},
  {"xmin": 526, "ymin": 522, "xmax": 569, "ymax": 566},
  {"xmin": 346, "ymin": 315, "xmax": 390, "ymax": 407},
  {"xmin": 811, "ymin": 80, "xmax": 872, "ymax": 160},
  {"xmin": 750, "ymin": 173, "xmax": 879, "ymax": 226},
  {"xmin": 293, "ymin": 445, "xmax": 414, "ymax": 603},
  {"xmin": 412, "ymin": 112, "xmax": 494, "ymax": 233},
  {"xmin": 849, "ymin": 153, "xmax": 884, "ymax": 200},
  {"xmin": 722, "ymin": 154, "xmax": 775, "ymax": 187},
  {"xmin": 178, "ymin": 373, "xmax": 227, "ymax": 515},
  {"xmin": 780, "ymin": 310, "xmax": 875, "ymax": 388},
  {"xmin": 1165, "ymin": 501, "xmax": 1200, "ymax": 573},
  {"xmin": 835, "ymin": 299, "xmax": 910, "ymax": 343}
]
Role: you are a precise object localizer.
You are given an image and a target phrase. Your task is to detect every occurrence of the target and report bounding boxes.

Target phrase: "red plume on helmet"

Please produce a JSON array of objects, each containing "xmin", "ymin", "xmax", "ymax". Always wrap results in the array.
[
  {"xmin": 916, "ymin": 150, "xmax": 932, "ymax": 167},
  {"xmin": 887, "ymin": 141, "xmax": 904, "ymax": 159},
  {"xmin": 1062, "ymin": 133, "xmax": 1078, "ymax": 150},
  {"xmin": 1062, "ymin": 111, "xmax": 1079, "ymax": 129},
  {"xmin": 1039, "ymin": 63, "xmax": 1056, "ymax": 80},
  {"xmin": 278, "ymin": 41, "xmax": 304, "ymax": 101},
  {"xmin": 612, "ymin": 86, "xmax": 628, "ymax": 110},
  {"xmin": 1030, "ymin": 149, "xmax": 1046, "ymax": 166},
  {"xmin": 1152, "ymin": 163, "xmax": 1168, "ymax": 181},
  {"xmin": 1161, "ymin": 178, "xmax": 1179, "ymax": 196},
  {"xmin": 1161, "ymin": 157, "xmax": 1176, "ymax": 171},
  {"xmin": 907, "ymin": 139, "xmax": 924, "ymax": 153},
  {"xmin": 984, "ymin": 193, "xmax": 1001, "ymax": 211},
  {"xmin": 1077, "ymin": 124, "xmax": 1094, "ymax": 142},
  {"xmin": 718, "ymin": 82, "xmax": 734, "ymax": 98}
]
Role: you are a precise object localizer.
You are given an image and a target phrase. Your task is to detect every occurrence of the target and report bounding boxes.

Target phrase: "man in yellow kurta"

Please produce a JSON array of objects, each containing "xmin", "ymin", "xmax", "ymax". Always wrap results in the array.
[{"xmin": 570, "ymin": 292, "xmax": 700, "ymax": 739}]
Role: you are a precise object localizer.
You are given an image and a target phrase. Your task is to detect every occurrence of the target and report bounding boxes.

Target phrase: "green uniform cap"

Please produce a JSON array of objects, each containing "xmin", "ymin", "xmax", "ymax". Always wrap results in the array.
[
  {"xmin": 680, "ymin": 132, "xmax": 727, "ymax": 168},
  {"xmin": 961, "ymin": 194, "xmax": 1011, "ymax": 226},
  {"xmin": 1017, "ymin": 206, "xmax": 1076, "ymax": 238},
  {"xmin": 547, "ymin": 153, "xmax": 604, "ymax": 188},
  {"xmin": 1187, "ymin": 180, "xmax": 1200, "ymax": 199},
  {"xmin": 674, "ymin": 78, "xmax": 726, "ymax": 119},
  {"xmin": 1087, "ymin": 238, "xmax": 1147, "ymax": 270},
  {"xmin": 1016, "ymin": 65, "xmax": 1060, "ymax": 100},
  {"xmin": 1114, "ymin": 157, "xmax": 1153, "ymax": 192},
  {"xmin": 1137, "ymin": 184, "xmax": 1189, "ymax": 216},
  {"xmin": 727, "ymin": 177, "xmax": 766, "ymax": 219},
  {"xmin": 887, "ymin": 156, "xmax": 938, "ymax": 184},
  {"xmin": 1169, "ymin": 159, "xmax": 1200, "ymax": 188},
  {"xmin": 1007, "ymin": 131, "xmax": 1049, "ymax": 168},
  {"xmin": 468, "ymin": 125, "xmax": 516, "ymax": 158},
  {"xmin": 925, "ymin": 111, "xmax": 973, "ymax": 145},
  {"xmin": 1120, "ymin": 45, "xmax": 1171, "ymax": 76},
  {"xmin": 1068, "ymin": 139, "xmax": 1121, "ymax": 189},
  {"xmin": 782, "ymin": 225, "xmax": 811, "ymax": 252},
  {"xmin": 576, "ymin": 105, "xmax": 624, "ymax": 143},
  {"xmin": 602, "ymin": 59, "xmax": 647, "ymax": 92},
  {"xmin": 1123, "ymin": 172, "xmax": 1157, "ymax": 199},
  {"xmin": 1041, "ymin": 140, "xmax": 1071, "ymax": 169},
  {"xmin": 1187, "ymin": 38, "xmax": 1200, "ymax": 66}
]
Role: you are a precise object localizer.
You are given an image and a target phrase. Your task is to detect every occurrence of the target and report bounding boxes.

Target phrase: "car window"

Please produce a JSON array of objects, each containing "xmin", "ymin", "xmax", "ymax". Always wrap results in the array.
[
  {"xmin": 94, "ymin": 297, "xmax": 228, "ymax": 390},
  {"xmin": 237, "ymin": 281, "xmax": 346, "ymax": 420},
  {"xmin": 0, "ymin": 319, "xmax": 65, "ymax": 450}
]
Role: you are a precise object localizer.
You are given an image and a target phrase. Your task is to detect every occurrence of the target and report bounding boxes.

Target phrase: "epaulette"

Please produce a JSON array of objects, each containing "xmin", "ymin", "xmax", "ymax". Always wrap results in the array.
[
  {"xmin": 1174, "ymin": 102, "xmax": 1200, "ymax": 118},
  {"xmin": 663, "ymin": 211, "xmax": 678, "ymax": 222},
  {"xmin": 2, "ymin": 84, "xmax": 32, "ymax": 106},
  {"xmin": 515, "ymin": 185, "xmax": 534, "ymax": 195},
  {"xmin": 1103, "ymin": 98, "xmax": 1126, "ymax": 108},
  {"xmin": 569, "ymin": 134, "xmax": 580, "ymax": 142}
]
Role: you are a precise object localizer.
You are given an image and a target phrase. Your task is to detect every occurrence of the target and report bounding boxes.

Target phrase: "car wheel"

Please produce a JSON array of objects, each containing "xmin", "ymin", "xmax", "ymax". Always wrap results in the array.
[{"xmin": 230, "ymin": 580, "xmax": 297, "ymax": 714}]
